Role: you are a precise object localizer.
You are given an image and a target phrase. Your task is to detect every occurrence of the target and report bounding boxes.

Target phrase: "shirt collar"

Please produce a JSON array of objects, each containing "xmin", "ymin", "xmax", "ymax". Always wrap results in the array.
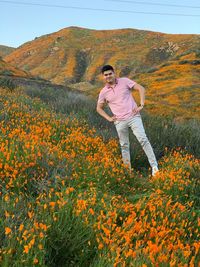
[{"xmin": 106, "ymin": 78, "xmax": 118, "ymax": 89}]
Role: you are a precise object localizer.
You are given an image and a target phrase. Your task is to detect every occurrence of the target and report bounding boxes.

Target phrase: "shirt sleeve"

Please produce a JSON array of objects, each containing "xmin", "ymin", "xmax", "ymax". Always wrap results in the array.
[
  {"xmin": 97, "ymin": 90, "xmax": 106, "ymax": 104},
  {"xmin": 125, "ymin": 78, "xmax": 136, "ymax": 89}
]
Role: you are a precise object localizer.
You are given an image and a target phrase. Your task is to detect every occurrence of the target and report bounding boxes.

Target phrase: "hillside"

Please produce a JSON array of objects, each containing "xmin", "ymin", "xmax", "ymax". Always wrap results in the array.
[
  {"xmin": 0, "ymin": 57, "xmax": 29, "ymax": 77},
  {"xmin": 4, "ymin": 27, "xmax": 200, "ymax": 120},
  {"xmin": 4, "ymin": 27, "xmax": 200, "ymax": 85},
  {"xmin": 132, "ymin": 51, "xmax": 200, "ymax": 120},
  {"xmin": 0, "ymin": 45, "xmax": 15, "ymax": 57}
]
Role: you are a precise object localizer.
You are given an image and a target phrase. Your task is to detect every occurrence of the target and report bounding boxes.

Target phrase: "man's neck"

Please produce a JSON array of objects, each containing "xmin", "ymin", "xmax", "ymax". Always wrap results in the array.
[
  {"xmin": 108, "ymin": 81, "xmax": 115, "ymax": 85},
  {"xmin": 107, "ymin": 78, "xmax": 117, "ymax": 87}
]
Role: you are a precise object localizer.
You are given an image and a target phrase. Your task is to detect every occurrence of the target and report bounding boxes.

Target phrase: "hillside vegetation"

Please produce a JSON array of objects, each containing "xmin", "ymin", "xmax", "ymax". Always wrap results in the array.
[
  {"xmin": 132, "ymin": 51, "xmax": 200, "ymax": 120},
  {"xmin": 0, "ymin": 86, "xmax": 199, "ymax": 266},
  {"xmin": 4, "ymin": 27, "xmax": 200, "ymax": 85},
  {"xmin": 4, "ymin": 27, "xmax": 200, "ymax": 120},
  {"xmin": 0, "ymin": 58, "xmax": 29, "ymax": 78},
  {"xmin": 0, "ymin": 45, "xmax": 15, "ymax": 58}
]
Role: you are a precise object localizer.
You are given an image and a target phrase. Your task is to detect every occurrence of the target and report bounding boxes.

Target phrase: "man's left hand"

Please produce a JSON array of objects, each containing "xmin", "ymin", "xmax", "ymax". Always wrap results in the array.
[{"xmin": 132, "ymin": 105, "xmax": 144, "ymax": 114}]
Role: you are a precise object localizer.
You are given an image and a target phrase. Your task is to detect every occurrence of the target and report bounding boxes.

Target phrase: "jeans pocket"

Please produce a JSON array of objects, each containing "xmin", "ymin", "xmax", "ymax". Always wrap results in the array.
[
  {"xmin": 132, "ymin": 113, "xmax": 141, "ymax": 118},
  {"xmin": 114, "ymin": 120, "xmax": 120, "ymax": 126}
]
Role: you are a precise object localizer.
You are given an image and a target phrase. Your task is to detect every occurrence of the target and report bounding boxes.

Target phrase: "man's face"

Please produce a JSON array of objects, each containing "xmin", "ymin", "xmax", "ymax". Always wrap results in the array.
[{"xmin": 103, "ymin": 70, "xmax": 116, "ymax": 84}]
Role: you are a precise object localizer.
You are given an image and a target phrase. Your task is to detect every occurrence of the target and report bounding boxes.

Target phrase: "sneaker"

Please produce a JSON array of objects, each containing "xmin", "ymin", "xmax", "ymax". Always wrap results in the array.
[{"xmin": 152, "ymin": 166, "xmax": 159, "ymax": 176}]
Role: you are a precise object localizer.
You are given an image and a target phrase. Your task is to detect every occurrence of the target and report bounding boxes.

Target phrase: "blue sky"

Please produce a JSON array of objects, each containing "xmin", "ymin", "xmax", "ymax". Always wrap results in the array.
[{"xmin": 1, "ymin": 0, "xmax": 200, "ymax": 47}]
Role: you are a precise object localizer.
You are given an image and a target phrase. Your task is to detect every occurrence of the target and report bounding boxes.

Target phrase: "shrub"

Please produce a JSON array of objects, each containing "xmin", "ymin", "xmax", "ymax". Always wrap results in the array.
[
  {"xmin": 0, "ymin": 70, "xmax": 13, "ymax": 76},
  {"xmin": 0, "ymin": 77, "xmax": 16, "ymax": 91}
]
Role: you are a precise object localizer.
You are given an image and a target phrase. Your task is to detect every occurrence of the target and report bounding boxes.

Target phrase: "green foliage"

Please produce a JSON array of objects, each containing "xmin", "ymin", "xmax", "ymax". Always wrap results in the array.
[
  {"xmin": 179, "ymin": 60, "xmax": 189, "ymax": 64},
  {"xmin": 143, "ymin": 113, "xmax": 200, "ymax": 157},
  {"xmin": 191, "ymin": 59, "xmax": 200, "ymax": 65},
  {"xmin": 145, "ymin": 47, "xmax": 172, "ymax": 65},
  {"xmin": 25, "ymin": 86, "xmax": 91, "ymax": 119},
  {"xmin": 160, "ymin": 62, "xmax": 172, "ymax": 67},
  {"xmin": 195, "ymin": 49, "xmax": 200, "ymax": 58},
  {"xmin": 179, "ymin": 59, "xmax": 200, "ymax": 65},
  {"xmin": 146, "ymin": 67, "xmax": 159, "ymax": 73},
  {"xmin": 0, "ymin": 77, "xmax": 16, "ymax": 91},
  {"xmin": 0, "ymin": 45, "xmax": 15, "ymax": 57},
  {"xmin": 74, "ymin": 50, "xmax": 89, "ymax": 82},
  {"xmin": 45, "ymin": 202, "xmax": 98, "ymax": 267},
  {"xmin": 119, "ymin": 65, "xmax": 132, "ymax": 76},
  {"xmin": 0, "ymin": 70, "xmax": 13, "ymax": 75}
]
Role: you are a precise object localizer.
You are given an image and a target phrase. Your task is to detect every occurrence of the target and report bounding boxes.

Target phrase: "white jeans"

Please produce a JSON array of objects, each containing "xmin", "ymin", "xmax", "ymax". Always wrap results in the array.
[{"xmin": 114, "ymin": 114, "xmax": 158, "ymax": 169}]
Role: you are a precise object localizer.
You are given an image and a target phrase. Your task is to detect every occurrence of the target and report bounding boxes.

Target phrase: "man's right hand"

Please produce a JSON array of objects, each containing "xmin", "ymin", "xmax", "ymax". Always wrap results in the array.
[
  {"xmin": 96, "ymin": 103, "xmax": 117, "ymax": 123},
  {"xmin": 108, "ymin": 116, "xmax": 117, "ymax": 122}
]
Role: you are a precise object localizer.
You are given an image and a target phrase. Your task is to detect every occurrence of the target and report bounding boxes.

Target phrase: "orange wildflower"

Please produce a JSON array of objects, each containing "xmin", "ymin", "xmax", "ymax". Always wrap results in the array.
[
  {"xmin": 19, "ymin": 224, "xmax": 24, "ymax": 231},
  {"xmin": 23, "ymin": 245, "xmax": 29, "ymax": 254},
  {"xmin": 49, "ymin": 202, "xmax": 56, "ymax": 208},
  {"xmin": 5, "ymin": 227, "xmax": 12, "ymax": 235},
  {"xmin": 33, "ymin": 258, "xmax": 39, "ymax": 264}
]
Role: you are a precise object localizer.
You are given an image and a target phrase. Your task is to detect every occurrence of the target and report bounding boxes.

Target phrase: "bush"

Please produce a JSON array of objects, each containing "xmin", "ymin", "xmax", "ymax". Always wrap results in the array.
[
  {"xmin": 0, "ymin": 77, "xmax": 16, "ymax": 91},
  {"xmin": 0, "ymin": 70, "xmax": 13, "ymax": 76}
]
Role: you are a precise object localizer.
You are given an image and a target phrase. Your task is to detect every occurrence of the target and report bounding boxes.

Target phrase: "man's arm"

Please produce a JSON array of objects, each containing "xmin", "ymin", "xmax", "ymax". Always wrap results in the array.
[
  {"xmin": 132, "ymin": 83, "xmax": 145, "ymax": 107},
  {"xmin": 96, "ymin": 102, "xmax": 116, "ymax": 122}
]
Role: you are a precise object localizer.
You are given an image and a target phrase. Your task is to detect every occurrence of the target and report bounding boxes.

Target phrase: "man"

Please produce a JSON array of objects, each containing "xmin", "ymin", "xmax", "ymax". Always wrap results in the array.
[{"xmin": 96, "ymin": 64, "xmax": 159, "ymax": 176}]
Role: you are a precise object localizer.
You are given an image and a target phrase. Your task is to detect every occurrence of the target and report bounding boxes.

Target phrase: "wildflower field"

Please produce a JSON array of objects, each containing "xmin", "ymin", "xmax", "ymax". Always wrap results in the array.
[{"xmin": 0, "ymin": 88, "xmax": 199, "ymax": 266}]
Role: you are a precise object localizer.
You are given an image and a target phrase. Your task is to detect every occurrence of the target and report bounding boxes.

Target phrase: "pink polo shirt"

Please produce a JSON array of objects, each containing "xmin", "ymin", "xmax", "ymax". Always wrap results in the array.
[{"xmin": 97, "ymin": 77, "xmax": 138, "ymax": 120}]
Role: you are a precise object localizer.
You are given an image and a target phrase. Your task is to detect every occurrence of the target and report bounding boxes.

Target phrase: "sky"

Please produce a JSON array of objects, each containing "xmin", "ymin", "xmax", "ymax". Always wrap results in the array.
[{"xmin": 1, "ymin": 0, "xmax": 200, "ymax": 47}]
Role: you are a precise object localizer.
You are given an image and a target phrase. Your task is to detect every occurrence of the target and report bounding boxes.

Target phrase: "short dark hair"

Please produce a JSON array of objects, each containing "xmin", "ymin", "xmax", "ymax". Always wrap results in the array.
[{"xmin": 101, "ymin": 65, "xmax": 114, "ymax": 74}]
